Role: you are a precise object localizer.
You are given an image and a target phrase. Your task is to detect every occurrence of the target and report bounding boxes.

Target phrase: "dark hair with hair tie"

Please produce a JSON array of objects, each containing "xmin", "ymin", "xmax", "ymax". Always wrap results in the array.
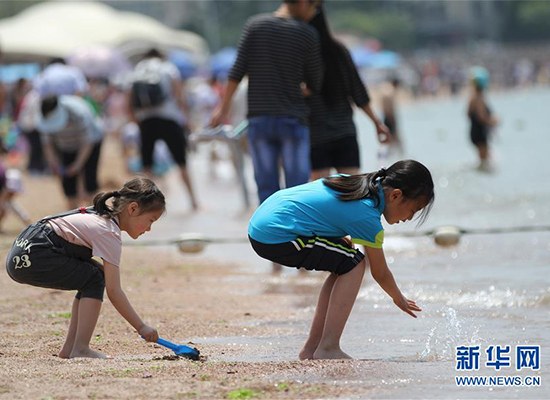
[
  {"xmin": 308, "ymin": 6, "xmax": 348, "ymax": 108},
  {"xmin": 323, "ymin": 160, "xmax": 435, "ymax": 225},
  {"xmin": 93, "ymin": 177, "xmax": 166, "ymax": 219}
]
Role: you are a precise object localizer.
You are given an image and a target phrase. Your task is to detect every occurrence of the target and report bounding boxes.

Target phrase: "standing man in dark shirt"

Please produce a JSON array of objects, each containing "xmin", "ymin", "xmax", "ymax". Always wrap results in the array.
[{"xmin": 211, "ymin": 0, "xmax": 323, "ymax": 207}]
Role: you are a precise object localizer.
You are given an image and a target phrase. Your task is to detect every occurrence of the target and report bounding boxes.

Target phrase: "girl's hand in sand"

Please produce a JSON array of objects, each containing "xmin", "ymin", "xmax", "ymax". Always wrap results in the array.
[
  {"xmin": 139, "ymin": 324, "xmax": 159, "ymax": 342},
  {"xmin": 393, "ymin": 296, "xmax": 422, "ymax": 318}
]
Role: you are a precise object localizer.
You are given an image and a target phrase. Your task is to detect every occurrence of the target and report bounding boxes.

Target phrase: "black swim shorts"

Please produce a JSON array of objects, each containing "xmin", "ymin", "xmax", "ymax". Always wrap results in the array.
[{"xmin": 249, "ymin": 235, "xmax": 364, "ymax": 275}]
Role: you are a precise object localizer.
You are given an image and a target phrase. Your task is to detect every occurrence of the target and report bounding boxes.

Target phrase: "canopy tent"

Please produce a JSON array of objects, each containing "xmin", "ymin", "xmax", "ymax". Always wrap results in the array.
[
  {"xmin": 0, "ymin": 1, "xmax": 209, "ymax": 64},
  {"xmin": 67, "ymin": 46, "xmax": 132, "ymax": 79}
]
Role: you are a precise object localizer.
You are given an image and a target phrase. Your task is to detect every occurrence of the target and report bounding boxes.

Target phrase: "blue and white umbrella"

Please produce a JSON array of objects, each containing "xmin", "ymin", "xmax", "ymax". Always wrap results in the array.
[
  {"xmin": 169, "ymin": 50, "xmax": 197, "ymax": 80},
  {"xmin": 350, "ymin": 47, "xmax": 375, "ymax": 68},
  {"xmin": 210, "ymin": 47, "xmax": 237, "ymax": 78},
  {"xmin": 351, "ymin": 48, "xmax": 401, "ymax": 69},
  {"xmin": 0, "ymin": 63, "xmax": 40, "ymax": 84},
  {"xmin": 33, "ymin": 63, "xmax": 88, "ymax": 97}
]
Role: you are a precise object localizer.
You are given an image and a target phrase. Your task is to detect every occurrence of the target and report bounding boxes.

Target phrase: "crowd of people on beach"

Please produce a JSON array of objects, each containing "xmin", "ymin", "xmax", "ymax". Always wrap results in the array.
[{"xmin": 0, "ymin": 0, "xmax": 545, "ymax": 361}]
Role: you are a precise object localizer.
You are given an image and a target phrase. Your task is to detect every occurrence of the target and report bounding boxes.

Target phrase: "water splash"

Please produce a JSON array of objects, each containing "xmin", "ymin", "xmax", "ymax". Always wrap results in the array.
[{"xmin": 419, "ymin": 307, "xmax": 483, "ymax": 361}]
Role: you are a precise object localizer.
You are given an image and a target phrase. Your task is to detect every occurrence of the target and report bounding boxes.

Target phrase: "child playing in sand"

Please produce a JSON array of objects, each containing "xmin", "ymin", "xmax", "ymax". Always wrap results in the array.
[
  {"xmin": 248, "ymin": 159, "xmax": 434, "ymax": 360},
  {"xmin": 6, "ymin": 177, "xmax": 165, "ymax": 358}
]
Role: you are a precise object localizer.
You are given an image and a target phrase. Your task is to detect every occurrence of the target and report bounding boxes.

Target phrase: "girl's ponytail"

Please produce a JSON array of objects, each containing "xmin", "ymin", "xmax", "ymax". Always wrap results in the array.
[
  {"xmin": 323, "ymin": 169, "xmax": 385, "ymax": 206},
  {"xmin": 323, "ymin": 160, "xmax": 434, "ymax": 224},
  {"xmin": 93, "ymin": 177, "xmax": 165, "ymax": 219},
  {"xmin": 93, "ymin": 191, "xmax": 119, "ymax": 217}
]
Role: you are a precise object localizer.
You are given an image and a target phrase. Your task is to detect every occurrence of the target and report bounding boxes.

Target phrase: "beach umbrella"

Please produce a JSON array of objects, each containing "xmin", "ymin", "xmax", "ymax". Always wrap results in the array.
[
  {"xmin": 68, "ymin": 46, "xmax": 131, "ymax": 79},
  {"xmin": 33, "ymin": 63, "xmax": 89, "ymax": 97},
  {"xmin": 210, "ymin": 47, "xmax": 237, "ymax": 78},
  {"xmin": 368, "ymin": 50, "xmax": 401, "ymax": 69},
  {"xmin": 169, "ymin": 50, "xmax": 197, "ymax": 80},
  {"xmin": 350, "ymin": 47, "xmax": 375, "ymax": 68},
  {"xmin": 0, "ymin": 63, "xmax": 41, "ymax": 84}
]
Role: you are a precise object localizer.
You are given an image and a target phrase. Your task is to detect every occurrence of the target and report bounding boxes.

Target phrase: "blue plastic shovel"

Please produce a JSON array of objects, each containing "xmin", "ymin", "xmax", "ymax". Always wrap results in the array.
[{"xmin": 145, "ymin": 337, "xmax": 200, "ymax": 360}]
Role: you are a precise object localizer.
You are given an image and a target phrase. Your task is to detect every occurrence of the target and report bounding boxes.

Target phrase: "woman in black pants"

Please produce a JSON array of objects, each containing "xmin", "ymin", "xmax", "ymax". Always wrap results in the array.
[{"xmin": 307, "ymin": 7, "xmax": 390, "ymax": 180}]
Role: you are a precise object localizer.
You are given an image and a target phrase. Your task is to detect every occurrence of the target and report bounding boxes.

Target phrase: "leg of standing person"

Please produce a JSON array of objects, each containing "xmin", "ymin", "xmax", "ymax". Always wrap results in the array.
[
  {"xmin": 177, "ymin": 126, "xmax": 198, "ymax": 210},
  {"xmin": 248, "ymin": 117, "xmax": 283, "ymax": 273},
  {"xmin": 477, "ymin": 143, "xmax": 489, "ymax": 164},
  {"xmin": 139, "ymin": 118, "xmax": 159, "ymax": 177},
  {"xmin": 158, "ymin": 118, "xmax": 198, "ymax": 210},
  {"xmin": 25, "ymin": 129, "xmax": 46, "ymax": 173},
  {"xmin": 313, "ymin": 259, "xmax": 366, "ymax": 359},
  {"xmin": 279, "ymin": 118, "xmax": 311, "ymax": 189},
  {"xmin": 60, "ymin": 151, "xmax": 80, "ymax": 209},
  {"xmin": 247, "ymin": 117, "xmax": 282, "ymax": 204},
  {"xmin": 82, "ymin": 141, "xmax": 102, "ymax": 205},
  {"xmin": 279, "ymin": 118, "xmax": 311, "ymax": 273}
]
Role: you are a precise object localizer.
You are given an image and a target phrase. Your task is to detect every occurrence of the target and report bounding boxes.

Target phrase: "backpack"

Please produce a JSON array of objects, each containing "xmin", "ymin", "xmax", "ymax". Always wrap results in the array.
[{"xmin": 130, "ymin": 67, "xmax": 169, "ymax": 109}]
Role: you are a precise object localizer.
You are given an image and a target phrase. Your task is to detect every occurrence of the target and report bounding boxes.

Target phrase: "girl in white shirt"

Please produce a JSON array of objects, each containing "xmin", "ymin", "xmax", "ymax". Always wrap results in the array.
[{"xmin": 6, "ymin": 177, "xmax": 165, "ymax": 359}]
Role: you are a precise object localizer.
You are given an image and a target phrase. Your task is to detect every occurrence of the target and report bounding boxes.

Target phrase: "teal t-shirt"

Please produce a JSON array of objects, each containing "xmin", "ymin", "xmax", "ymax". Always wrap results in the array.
[{"xmin": 248, "ymin": 178, "xmax": 385, "ymax": 248}]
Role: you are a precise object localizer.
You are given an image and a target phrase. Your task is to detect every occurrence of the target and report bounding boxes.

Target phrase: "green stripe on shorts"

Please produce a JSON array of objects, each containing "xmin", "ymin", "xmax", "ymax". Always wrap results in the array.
[{"xmin": 315, "ymin": 237, "xmax": 357, "ymax": 254}]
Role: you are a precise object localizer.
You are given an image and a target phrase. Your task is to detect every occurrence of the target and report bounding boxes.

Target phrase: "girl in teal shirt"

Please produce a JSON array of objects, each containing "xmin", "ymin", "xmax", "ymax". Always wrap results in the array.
[{"xmin": 249, "ymin": 159, "xmax": 434, "ymax": 359}]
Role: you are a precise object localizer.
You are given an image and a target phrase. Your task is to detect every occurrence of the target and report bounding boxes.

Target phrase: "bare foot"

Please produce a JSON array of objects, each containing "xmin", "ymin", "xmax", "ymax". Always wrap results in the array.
[
  {"xmin": 58, "ymin": 350, "xmax": 71, "ymax": 359},
  {"xmin": 313, "ymin": 347, "xmax": 353, "ymax": 360},
  {"xmin": 70, "ymin": 348, "xmax": 109, "ymax": 359},
  {"xmin": 299, "ymin": 347, "xmax": 315, "ymax": 360}
]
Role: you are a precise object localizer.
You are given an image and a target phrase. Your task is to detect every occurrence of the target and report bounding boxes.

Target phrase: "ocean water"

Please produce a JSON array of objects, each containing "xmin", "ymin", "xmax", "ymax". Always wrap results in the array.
[{"xmin": 152, "ymin": 87, "xmax": 550, "ymax": 398}]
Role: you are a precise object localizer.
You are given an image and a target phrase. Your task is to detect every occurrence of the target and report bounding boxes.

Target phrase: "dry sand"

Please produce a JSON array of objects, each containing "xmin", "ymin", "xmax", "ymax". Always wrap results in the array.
[{"xmin": 0, "ymin": 137, "xmax": 384, "ymax": 399}]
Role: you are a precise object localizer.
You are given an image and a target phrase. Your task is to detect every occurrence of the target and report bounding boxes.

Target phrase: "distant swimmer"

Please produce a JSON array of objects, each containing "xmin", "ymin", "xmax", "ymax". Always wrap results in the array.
[{"xmin": 468, "ymin": 67, "xmax": 499, "ymax": 172}]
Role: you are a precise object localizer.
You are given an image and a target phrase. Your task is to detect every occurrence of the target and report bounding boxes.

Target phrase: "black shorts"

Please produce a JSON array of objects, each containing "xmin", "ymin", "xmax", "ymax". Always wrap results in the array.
[
  {"xmin": 139, "ymin": 117, "xmax": 188, "ymax": 168},
  {"xmin": 58, "ymin": 141, "xmax": 102, "ymax": 197},
  {"xmin": 470, "ymin": 126, "xmax": 489, "ymax": 146},
  {"xmin": 310, "ymin": 136, "xmax": 360, "ymax": 171},
  {"xmin": 6, "ymin": 222, "xmax": 105, "ymax": 301},
  {"xmin": 249, "ymin": 235, "xmax": 364, "ymax": 275}
]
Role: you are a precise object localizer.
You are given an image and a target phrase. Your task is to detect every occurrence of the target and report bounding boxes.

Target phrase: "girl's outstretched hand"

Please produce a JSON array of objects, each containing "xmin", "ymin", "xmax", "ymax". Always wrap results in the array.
[
  {"xmin": 139, "ymin": 324, "xmax": 159, "ymax": 342},
  {"xmin": 393, "ymin": 296, "xmax": 422, "ymax": 318}
]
